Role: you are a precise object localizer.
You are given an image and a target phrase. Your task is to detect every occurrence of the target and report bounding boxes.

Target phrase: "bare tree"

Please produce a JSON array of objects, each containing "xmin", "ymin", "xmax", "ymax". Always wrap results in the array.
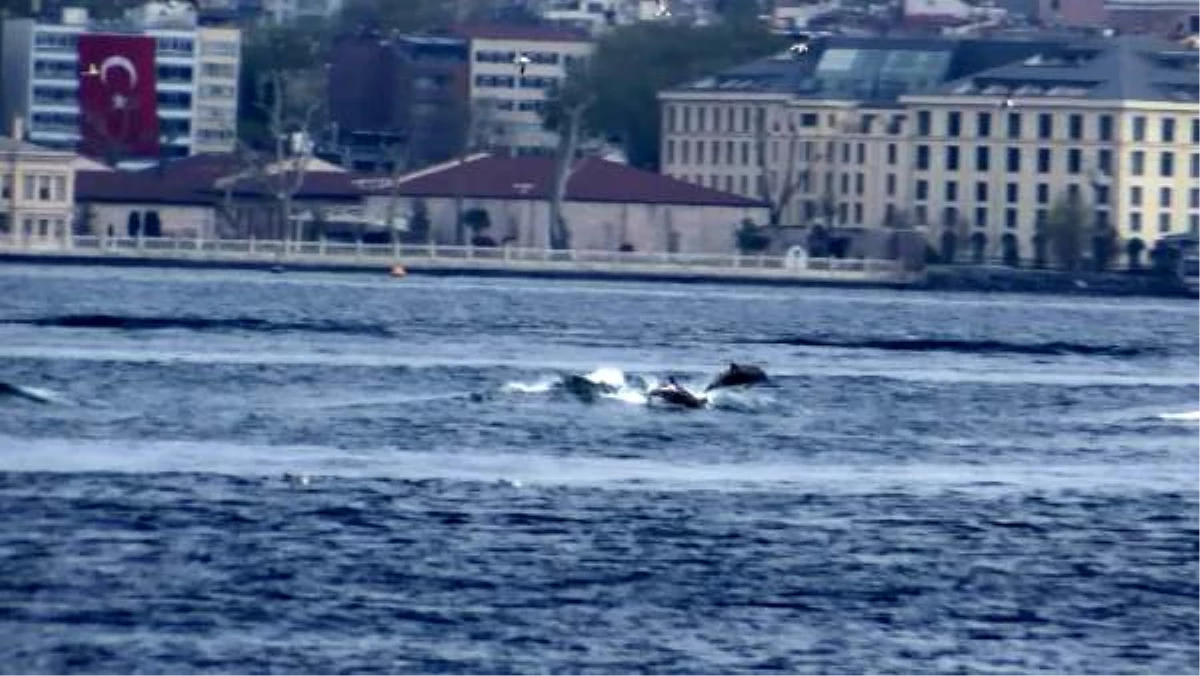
[
  {"xmin": 755, "ymin": 108, "xmax": 806, "ymax": 227},
  {"xmin": 544, "ymin": 59, "xmax": 595, "ymax": 251}
]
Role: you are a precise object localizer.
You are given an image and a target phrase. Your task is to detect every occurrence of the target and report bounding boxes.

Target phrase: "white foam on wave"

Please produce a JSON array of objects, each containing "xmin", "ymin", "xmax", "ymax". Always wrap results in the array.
[
  {"xmin": 0, "ymin": 435, "xmax": 1192, "ymax": 495},
  {"xmin": 501, "ymin": 376, "xmax": 559, "ymax": 394},
  {"xmin": 1157, "ymin": 410, "xmax": 1200, "ymax": 422}
]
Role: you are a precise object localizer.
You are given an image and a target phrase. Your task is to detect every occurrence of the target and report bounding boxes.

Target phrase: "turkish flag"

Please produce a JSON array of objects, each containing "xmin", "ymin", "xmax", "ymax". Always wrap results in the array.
[{"xmin": 77, "ymin": 33, "xmax": 160, "ymax": 158}]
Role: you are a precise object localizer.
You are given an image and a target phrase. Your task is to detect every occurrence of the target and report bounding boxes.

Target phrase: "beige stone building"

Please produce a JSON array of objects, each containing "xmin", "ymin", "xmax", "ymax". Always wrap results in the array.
[
  {"xmin": 0, "ymin": 119, "xmax": 77, "ymax": 247},
  {"xmin": 659, "ymin": 34, "xmax": 1200, "ymax": 266},
  {"xmin": 356, "ymin": 154, "xmax": 769, "ymax": 254}
]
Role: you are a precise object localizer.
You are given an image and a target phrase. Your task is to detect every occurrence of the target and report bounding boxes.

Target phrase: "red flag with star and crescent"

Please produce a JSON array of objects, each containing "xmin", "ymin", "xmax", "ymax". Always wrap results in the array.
[{"xmin": 77, "ymin": 33, "xmax": 160, "ymax": 158}]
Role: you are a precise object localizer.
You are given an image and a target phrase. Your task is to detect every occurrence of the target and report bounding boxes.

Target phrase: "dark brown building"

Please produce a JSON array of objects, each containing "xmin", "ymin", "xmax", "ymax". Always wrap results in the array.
[{"xmin": 325, "ymin": 33, "xmax": 471, "ymax": 174}]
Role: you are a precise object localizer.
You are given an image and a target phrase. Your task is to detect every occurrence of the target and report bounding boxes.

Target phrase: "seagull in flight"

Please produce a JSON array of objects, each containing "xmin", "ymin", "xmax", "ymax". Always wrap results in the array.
[
  {"xmin": 789, "ymin": 41, "xmax": 810, "ymax": 58},
  {"xmin": 656, "ymin": 0, "xmax": 670, "ymax": 17},
  {"xmin": 81, "ymin": 63, "xmax": 99, "ymax": 77},
  {"xmin": 514, "ymin": 52, "xmax": 531, "ymax": 76}
]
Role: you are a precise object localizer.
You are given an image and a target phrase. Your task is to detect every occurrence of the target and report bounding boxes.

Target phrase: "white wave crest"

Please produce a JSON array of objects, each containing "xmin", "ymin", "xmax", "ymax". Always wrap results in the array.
[
  {"xmin": 501, "ymin": 376, "xmax": 559, "ymax": 394},
  {"xmin": 1157, "ymin": 410, "xmax": 1200, "ymax": 422}
]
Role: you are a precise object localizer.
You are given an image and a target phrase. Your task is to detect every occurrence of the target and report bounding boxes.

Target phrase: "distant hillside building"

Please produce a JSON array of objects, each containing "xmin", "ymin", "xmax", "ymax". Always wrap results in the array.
[
  {"xmin": 659, "ymin": 34, "xmax": 1199, "ymax": 267},
  {"xmin": 326, "ymin": 23, "xmax": 593, "ymax": 172}
]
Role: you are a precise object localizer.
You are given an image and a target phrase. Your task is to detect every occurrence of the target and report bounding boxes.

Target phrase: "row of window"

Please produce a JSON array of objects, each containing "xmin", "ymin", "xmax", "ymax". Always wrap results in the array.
[
  {"xmin": 474, "ymin": 74, "xmax": 559, "ymax": 90},
  {"xmin": 0, "ymin": 173, "xmax": 68, "ymax": 203},
  {"xmin": 33, "ymin": 32, "xmax": 198, "ymax": 56},
  {"xmin": 914, "ymin": 145, "xmax": 1200, "ymax": 179},
  {"xmin": 915, "ymin": 110, "xmax": 1200, "ymax": 144}
]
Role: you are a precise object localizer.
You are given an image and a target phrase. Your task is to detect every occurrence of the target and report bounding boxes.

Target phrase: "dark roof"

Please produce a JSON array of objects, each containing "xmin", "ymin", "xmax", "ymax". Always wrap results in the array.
[
  {"xmin": 76, "ymin": 153, "xmax": 362, "ymax": 205},
  {"xmin": 933, "ymin": 35, "xmax": 1199, "ymax": 102},
  {"xmin": 668, "ymin": 35, "xmax": 1076, "ymax": 102},
  {"xmin": 359, "ymin": 156, "xmax": 767, "ymax": 208},
  {"xmin": 441, "ymin": 23, "xmax": 591, "ymax": 43}
]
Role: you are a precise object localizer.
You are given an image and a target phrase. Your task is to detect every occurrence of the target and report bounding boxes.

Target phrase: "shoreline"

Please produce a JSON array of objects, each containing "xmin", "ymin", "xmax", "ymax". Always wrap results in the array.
[{"xmin": 0, "ymin": 250, "xmax": 1194, "ymax": 299}]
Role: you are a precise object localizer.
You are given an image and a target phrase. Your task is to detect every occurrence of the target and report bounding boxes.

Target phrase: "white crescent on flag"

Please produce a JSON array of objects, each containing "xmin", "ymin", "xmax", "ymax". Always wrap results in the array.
[{"xmin": 99, "ymin": 55, "xmax": 138, "ymax": 87}]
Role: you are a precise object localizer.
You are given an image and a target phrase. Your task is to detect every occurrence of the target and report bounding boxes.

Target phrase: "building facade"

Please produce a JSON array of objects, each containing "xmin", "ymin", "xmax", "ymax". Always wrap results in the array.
[
  {"xmin": 0, "ymin": 119, "xmax": 77, "ymax": 247},
  {"xmin": 0, "ymin": 3, "xmax": 241, "ymax": 161},
  {"xmin": 449, "ymin": 24, "xmax": 594, "ymax": 155},
  {"xmin": 659, "ymin": 34, "xmax": 1200, "ymax": 266},
  {"xmin": 260, "ymin": 0, "xmax": 343, "ymax": 24}
]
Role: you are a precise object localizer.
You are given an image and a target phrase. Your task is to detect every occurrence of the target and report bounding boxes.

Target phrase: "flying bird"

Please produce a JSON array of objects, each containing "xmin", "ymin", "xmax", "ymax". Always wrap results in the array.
[
  {"xmin": 656, "ymin": 0, "xmax": 670, "ymax": 17},
  {"xmin": 514, "ymin": 52, "xmax": 531, "ymax": 76},
  {"xmin": 788, "ymin": 41, "xmax": 810, "ymax": 58},
  {"xmin": 81, "ymin": 63, "xmax": 99, "ymax": 77}
]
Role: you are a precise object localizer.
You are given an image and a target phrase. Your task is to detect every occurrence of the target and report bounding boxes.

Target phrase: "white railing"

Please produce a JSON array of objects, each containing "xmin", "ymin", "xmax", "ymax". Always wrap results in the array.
[{"xmin": 0, "ymin": 235, "xmax": 914, "ymax": 281}]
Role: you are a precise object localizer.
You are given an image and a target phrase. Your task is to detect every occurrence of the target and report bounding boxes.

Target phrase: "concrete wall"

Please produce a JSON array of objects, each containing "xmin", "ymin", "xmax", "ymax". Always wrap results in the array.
[
  {"xmin": 367, "ymin": 194, "xmax": 769, "ymax": 254},
  {"xmin": 83, "ymin": 203, "xmax": 218, "ymax": 239}
]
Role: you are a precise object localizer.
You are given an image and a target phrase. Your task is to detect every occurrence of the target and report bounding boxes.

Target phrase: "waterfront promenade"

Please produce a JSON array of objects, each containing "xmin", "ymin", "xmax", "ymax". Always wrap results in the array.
[{"xmin": 0, "ymin": 236, "xmax": 919, "ymax": 287}]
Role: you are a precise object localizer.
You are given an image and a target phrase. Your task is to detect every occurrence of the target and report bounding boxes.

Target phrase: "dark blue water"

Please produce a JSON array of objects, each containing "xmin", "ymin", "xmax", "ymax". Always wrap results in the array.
[{"xmin": 1, "ymin": 265, "xmax": 1197, "ymax": 674}]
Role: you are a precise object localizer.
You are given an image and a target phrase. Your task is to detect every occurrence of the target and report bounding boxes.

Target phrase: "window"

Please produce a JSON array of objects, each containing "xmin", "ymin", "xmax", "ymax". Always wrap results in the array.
[
  {"xmin": 1006, "ymin": 183, "xmax": 1019, "ymax": 203},
  {"xmin": 856, "ymin": 144, "xmax": 865, "ymax": 164},
  {"xmin": 917, "ymin": 110, "xmax": 931, "ymax": 135},
  {"xmin": 712, "ymin": 140, "xmax": 721, "ymax": 164},
  {"xmin": 945, "ymin": 181, "xmax": 958, "ymax": 202},
  {"xmin": 1190, "ymin": 188, "xmax": 1199, "ymax": 210},
  {"xmin": 680, "ymin": 141, "xmax": 690, "ymax": 164},
  {"xmin": 1067, "ymin": 149, "xmax": 1082, "ymax": 174},
  {"xmin": 682, "ymin": 107, "xmax": 691, "ymax": 132},
  {"xmin": 1036, "ymin": 209, "xmax": 1048, "ymax": 227},
  {"xmin": 1130, "ymin": 186, "xmax": 1142, "ymax": 207},
  {"xmin": 1193, "ymin": 118, "xmax": 1200, "ymax": 144},
  {"xmin": 1191, "ymin": 214, "xmax": 1199, "ymax": 235},
  {"xmin": 886, "ymin": 174, "xmax": 896, "ymax": 197},
  {"xmin": 1162, "ymin": 118, "xmax": 1175, "ymax": 143},
  {"xmin": 800, "ymin": 113, "xmax": 818, "ymax": 127},
  {"xmin": 1131, "ymin": 151, "xmax": 1144, "ymax": 176},
  {"xmin": 1130, "ymin": 212, "xmax": 1142, "ymax": 231},
  {"xmin": 697, "ymin": 107, "xmax": 706, "ymax": 132},
  {"xmin": 1160, "ymin": 152, "xmax": 1174, "ymax": 177},
  {"xmin": 1132, "ymin": 116, "xmax": 1146, "ymax": 141},
  {"xmin": 1037, "ymin": 149, "xmax": 1051, "ymax": 173},
  {"xmin": 198, "ymin": 63, "xmax": 232, "ymax": 79},
  {"xmin": 1158, "ymin": 213, "xmax": 1171, "ymax": 233},
  {"xmin": 887, "ymin": 143, "xmax": 897, "ymax": 165},
  {"xmin": 1095, "ymin": 185, "xmax": 1109, "ymax": 205},
  {"xmin": 840, "ymin": 173, "xmax": 850, "ymax": 195},
  {"xmin": 976, "ymin": 147, "xmax": 990, "ymax": 172},
  {"xmin": 696, "ymin": 141, "xmax": 705, "ymax": 164},
  {"xmin": 201, "ymin": 40, "xmax": 239, "ymax": 57},
  {"xmin": 667, "ymin": 107, "xmax": 677, "ymax": 132},
  {"xmin": 23, "ymin": 175, "xmax": 34, "ymax": 200},
  {"xmin": 1098, "ymin": 149, "xmax": 1112, "ymax": 175},
  {"xmin": 1007, "ymin": 112, "xmax": 1021, "ymax": 139},
  {"xmin": 1038, "ymin": 113, "xmax": 1053, "ymax": 140},
  {"xmin": 948, "ymin": 112, "xmax": 961, "ymax": 137},
  {"xmin": 1006, "ymin": 147, "xmax": 1020, "ymax": 173},
  {"xmin": 943, "ymin": 206, "xmax": 959, "ymax": 226},
  {"xmin": 0, "ymin": 176, "xmax": 8, "ymax": 199},
  {"xmin": 916, "ymin": 145, "xmax": 930, "ymax": 170},
  {"xmin": 52, "ymin": 176, "xmax": 64, "ymax": 202},
  {"xmin": 855, "ymin": 173, "xmax": 864, "ymax": 196},
  {"xmin": 157, "ymin": 37, "xmax": 194, "ymax": 56},
  {"xmin": 1191, "ymin": 153, "xmax": 1199, "ymax": 178},
  {"xmin": 841, "ymin": 143, "xmax": 851, "ymax": 163},
  {"xmin": 1160, "ymin": 187, "xmax": 1172, "ymax": 208},
  {"xmin": 853, "ymin": 203, "xmax": 863, "ymax": 224},
  {"xmin": 665, "ymin": 140, "xmax": 675, "ymax": 163},
  {"xmin": 975, "ymin": 207, "xmax": 988, "ymax": 228},
  {"xmin": 916, "ymin": 180, "xmax": 929, "ymax": 201},
  {"xmin": 946, "ymin": 146, "xmax": 960, "ymax": 171},
  {"xmin": 1099, "ymin": 114, "xmax": 1113, "ymax": 141},
  {"xmin": 977, "ymin": 112, "xmax": 992, "ymax": 138},
  {"xmin": 1005, "ymin": 208, "xmax": 1018, "ymax": 229},
  {"xmin": 1037, "ymin": 183, "xmax": 1049, "ymax": 204},
  {"xmin": 1068, "ymin": 114, "xmax": 1083, "ymax": 140},
  {"xmin": 975, "ymin": 181, "xmax": 988, "ymax": 202}
]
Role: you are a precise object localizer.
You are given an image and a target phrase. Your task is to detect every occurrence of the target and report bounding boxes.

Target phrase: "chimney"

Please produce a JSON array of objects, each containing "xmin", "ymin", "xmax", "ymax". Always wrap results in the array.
[{"xmin": 10, "ymin": 116, "xmax": 22, "ymax": 141}]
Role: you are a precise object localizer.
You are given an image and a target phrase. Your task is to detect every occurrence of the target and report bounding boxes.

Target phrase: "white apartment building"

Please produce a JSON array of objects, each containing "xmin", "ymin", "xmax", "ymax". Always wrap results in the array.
[
  {"xmin": 0, "ymin": 2, "xmax": 241, "ymax": 160},
  {"xmin": 451, "ymin": 24, "xmax": 594, "ymax": 155},
  {"xmin": 260, "ymin": 0, "xmax": 344, "ymax": 24}
]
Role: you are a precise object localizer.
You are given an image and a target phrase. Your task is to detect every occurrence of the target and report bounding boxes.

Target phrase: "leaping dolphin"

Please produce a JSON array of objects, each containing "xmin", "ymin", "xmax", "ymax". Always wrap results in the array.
[{"xmin": 705, "ymin": 363, "xmax": 768, "ymax": 392}]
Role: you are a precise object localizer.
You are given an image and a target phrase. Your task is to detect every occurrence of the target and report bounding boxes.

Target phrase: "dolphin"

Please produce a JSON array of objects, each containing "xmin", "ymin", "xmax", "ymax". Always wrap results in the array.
[
  {"xmin": 559, "ymin": 373, "xmax": 619, "ymax": 403},
  {"xmin": 648, "ymin": 377, "xmax": 707, "ymax": 409},
  {"xmin": 705, "ymin": 363, "xmax": 768, "ymax": 392},
  {"xmin": 0, "ymin": 381, "xmax": 58, "ymax": 404}
]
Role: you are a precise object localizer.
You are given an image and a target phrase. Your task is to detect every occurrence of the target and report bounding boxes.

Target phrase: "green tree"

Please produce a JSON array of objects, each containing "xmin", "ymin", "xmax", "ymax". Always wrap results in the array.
[
  {"xmin": 1044, "ymin": 192, "xmax": 1091, "ymax": 271},
  {"xmin": 735, "ymin": 218, "xmax": 771, "ymax": 253},
  {"xmin": 544, "ymin": 21, "xmax": 786, "ymax": 170}
]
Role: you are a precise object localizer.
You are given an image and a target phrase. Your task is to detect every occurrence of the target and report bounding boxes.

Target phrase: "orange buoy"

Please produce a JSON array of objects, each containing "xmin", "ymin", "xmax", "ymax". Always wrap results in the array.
[{"xmin": 389, "ymin": 264, "xmax": 407, "ymax": 278}]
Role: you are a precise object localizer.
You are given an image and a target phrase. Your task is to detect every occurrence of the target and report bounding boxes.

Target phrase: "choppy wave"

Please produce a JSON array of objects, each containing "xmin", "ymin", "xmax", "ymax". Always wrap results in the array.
[
  {"xmin": 2, "ymin": 313, "xmax": 394, "ymax": 338},
  {"xmin": 502, "ymin": 367, "xmax": 775, "ymax": 411},
  {"xmin": 740, "ymin": 335, "xmax": 1155, "ymax": 357}
]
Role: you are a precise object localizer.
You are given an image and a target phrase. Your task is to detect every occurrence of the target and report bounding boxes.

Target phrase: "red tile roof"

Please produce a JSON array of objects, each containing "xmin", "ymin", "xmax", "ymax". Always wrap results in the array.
[
  {"xmin": 358, "ymin": 155, "xmax": 767, "ymax": 208},
  {"xmin": 443, "ymin": 23, "xmax": 592, "ymax": 43},
  {"xmin": 76, "ymin": 153, "xmax": 362, "ymax": 205}
]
